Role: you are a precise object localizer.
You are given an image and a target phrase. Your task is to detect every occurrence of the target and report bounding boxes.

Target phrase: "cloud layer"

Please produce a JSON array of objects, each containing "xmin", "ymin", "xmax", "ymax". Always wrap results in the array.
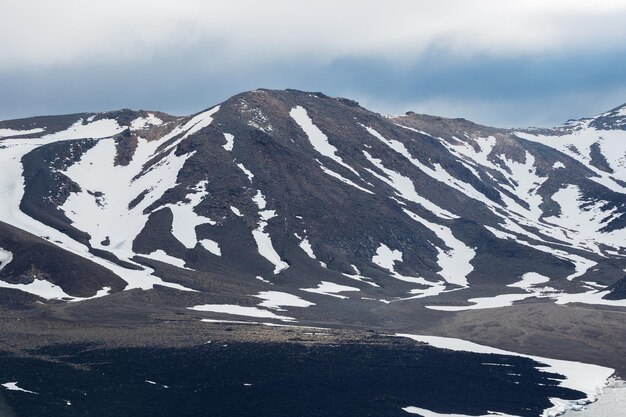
[{"xmin": 2, "ymin": 1, "xmax": 626, "ymax": 126}]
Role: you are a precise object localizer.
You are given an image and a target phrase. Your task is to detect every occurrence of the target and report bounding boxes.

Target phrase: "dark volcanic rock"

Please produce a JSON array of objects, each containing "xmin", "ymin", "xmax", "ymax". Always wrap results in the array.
[
  {"xmin": 604, "ymin": 275, "xmax": 626, "ymax": 300},
  {"xmin": 0, "ymin": 341, "xmax": 585, "ymax": 417},
  {"xmin": 0, "ymin": 221, "xmax": 126, "ymax": 297}
]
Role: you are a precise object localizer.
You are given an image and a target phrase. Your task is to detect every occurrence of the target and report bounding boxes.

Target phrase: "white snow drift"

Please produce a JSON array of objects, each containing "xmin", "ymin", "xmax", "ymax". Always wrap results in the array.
[{"xmin": 397, "ymin": 334, "xmax": 616, "ymax": 417}]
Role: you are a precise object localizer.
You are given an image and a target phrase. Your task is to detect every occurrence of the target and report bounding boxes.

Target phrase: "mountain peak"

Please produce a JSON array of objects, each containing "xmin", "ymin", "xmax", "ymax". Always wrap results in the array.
[
  {"xmin": 586, "ymin": 102, "xmax": 626, "ymax": 131},
  {"xmin": 224, "ymin": 88, "xmax": 364, "ymax": 112}
]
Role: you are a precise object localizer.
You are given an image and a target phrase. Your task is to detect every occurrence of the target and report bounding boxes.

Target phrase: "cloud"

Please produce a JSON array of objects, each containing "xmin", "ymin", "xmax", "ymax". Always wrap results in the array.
[
  {"xmin": 1, "ymin": 46, "xmax": 626, "ymax": 127},
  {"xmin": 2, "ymin": 0, "xmax": 626, "ymax": 70},
  {"xmin": 1, "ymin": 1, "xmax": 626, "ymax": 127}
]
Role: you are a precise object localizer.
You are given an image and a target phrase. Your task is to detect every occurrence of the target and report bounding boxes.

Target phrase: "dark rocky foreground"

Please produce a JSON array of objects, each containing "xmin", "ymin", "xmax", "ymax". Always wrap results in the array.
[
  {"xmin": 0, "ymin": 295, "xmax": 623, "ymax": 417},
  {"xmin": 0, "ymin": 329, "xmax": 584, "ymax": 417}
]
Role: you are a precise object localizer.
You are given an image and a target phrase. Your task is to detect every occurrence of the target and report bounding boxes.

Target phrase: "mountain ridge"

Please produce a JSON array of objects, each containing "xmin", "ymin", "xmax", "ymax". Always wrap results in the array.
[
  {"xmin": 1, "ymin": 88, "xmax": 625, "ymax": 294},
  {"xmin": 6, "ymin": 88, "xmax": 626, "ymax": 133}
]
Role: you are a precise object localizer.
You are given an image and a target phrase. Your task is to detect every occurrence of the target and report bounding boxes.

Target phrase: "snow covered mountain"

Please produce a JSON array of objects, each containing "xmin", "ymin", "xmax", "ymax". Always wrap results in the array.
[{"xmin": 0, "ymin": 89, "xmax": 625, "ymax": 317}]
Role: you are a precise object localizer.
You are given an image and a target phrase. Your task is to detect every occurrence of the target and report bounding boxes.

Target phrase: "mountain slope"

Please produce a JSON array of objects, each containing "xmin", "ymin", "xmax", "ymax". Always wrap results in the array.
[{"xmin": 0, "ymin": 90, "xmax": 625, "ymax": 319}]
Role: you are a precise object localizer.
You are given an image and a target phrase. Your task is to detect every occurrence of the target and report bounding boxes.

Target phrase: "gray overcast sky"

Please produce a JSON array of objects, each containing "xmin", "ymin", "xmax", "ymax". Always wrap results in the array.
[{"xmin": 2, "ymin": 0, "xmax": 626, "ymax": 127}]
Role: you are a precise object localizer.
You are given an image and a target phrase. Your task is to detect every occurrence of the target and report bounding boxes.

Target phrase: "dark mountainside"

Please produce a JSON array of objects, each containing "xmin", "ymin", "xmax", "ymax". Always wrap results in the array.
[{"xmin": 0, "ymin": 89, "xmax": 625, "ymax": 416}]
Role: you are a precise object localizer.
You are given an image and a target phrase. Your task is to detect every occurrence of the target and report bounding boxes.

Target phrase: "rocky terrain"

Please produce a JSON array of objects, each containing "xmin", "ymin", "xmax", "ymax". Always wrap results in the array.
[{"xmin": 0, "ymin": 89, "xmax": 625, "ymax": 416}]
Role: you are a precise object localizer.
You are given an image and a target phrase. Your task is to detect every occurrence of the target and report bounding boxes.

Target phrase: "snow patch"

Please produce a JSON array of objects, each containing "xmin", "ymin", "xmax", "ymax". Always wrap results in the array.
[
  {"xmin": 318, "ymin": 162, "xmax": 374, "ymax": 194},
  {"xmin": 0, "ymin": 127, "xmax": 45, "ymax": 138},
  {"xmin": 58, "ymin": 109, "xmax": 221, "ymax": 291},
  {"xmin": 1, "ymin": 382, "xmax": 37, "ymax": 394},
  {"xmin": 517, "ymin": 125, "xmax": 626, "ymax": 193},
  {"xmin": 403, "ymin": 406, "xmax": 516, "ymax": 416},
  {"xmin": 294, "ymin": 233, "xmax": 316, "ymax": 259},
  {"xmin": 372, "ymin": 243, "xmax": 445, "ymax": 293},
  {"xmin": 180, "ymin": 106, "xmax": 221, "ymax": 141},
  {"xmin": 62, "ymin": 136, "xmax": 192, "ymax": 257},
  {"xmin": 255, "ymin": 276, "xmax": 272, "ymax": 284},
  {"xmin": 0, "ymin": 247, "xmax": 13, "ymax": 271},
  {"xmin": 142, "ymin": 250, "xmax": 189, "ymax": 269},
  {"xmin": 426, "ymin": 272, "xmax": 557, "ymax": 311},
  {"xmin": 189, "ymin": 304, "xmax": 295, "ymax": 321},
  {"xmin": 397, "ymin": 334, "xmax": 616, "ymax": 417},
  {"xmin": 166, "ymin": 180, "xmax": 217, "ymax": 249},
  {"xmin": 372, "ymin": 243, "xmax": 402, "ymax": 272},
  {"xmin": 561, "ymin": 380, "xmax": 626, "ymax": 417},
  {"xmin": 251, "ymin": 190, "xmax": 289, "ymax": 274},
  {"xmin": 545, "ymin": 185, "xmax": 624, "ymax": 252},
  {"xmin": 290, "ymin": 106, "xmax": 359, "ymax": 176},
  {"xmin": 0, "ymin": 278, "xmax": 111, "ymax": 302},
  {"xmin": 200, "ymin": 239, "xmax": 221, "ymax": 256},
  {"xmin": 222, "ymin": 133, "xmax": 234, "ymax": 151},
  {"xmin": 252, "ymin": 226, "xmax": 289, "ymax": 274},
  {"xmin": 252, "ymin": 190, "xmax": 267, "ymax": 210},
  {"xmin": 236, "ymin": 163, "xmax": 254, "ymax": 181},
  {"xmin": 496, "ymin": 152, "xmax": 547, "ymax": 222},
  {"xmin": 403, "ymin": 209, "xmax": 474, "ymax": 287},
  {"xmin": 555, "ymin": 290, "xmax": 626, "ymax": 307},
  {"xmin": 301, "ymin": 281, "xmax": 360, "ymax": 299},
  {"xmin": 393, "ymin": 125, "xmax": 500, "ymax": 208},
  {"xmin": 363, "ymin": 151, "xmax": 457, "ymax": 219},
  {"xmin": 43, "ymin": 118, "xmax": 124, "ymax": 141},
  {"xmin": 484, "ymin": 225, "xmax": 597, "ymax": 282},
  {"xmin": 254, "ymin": 291, "xmax": 315, "ymax": 310},
  {"xmin": 130, "ymin": 114, "xmax": 163, "ymax": 130},
  {"xmin": 0, "ymin": 117, "xmax": 196, "ymax": 295},
  {"xmin": 426, "ymin": 292, "xmax": 536, "ymax": 311},
  {"xmin": 508, "ymin": 272, "xmax": 550, "ymax": 290},
  {"xmin": 341, "ymin": 264, "xmax": 379, "ymax": 287},
  {"xmin": 201, "ymin": 319, "xmax": 258, "ymax": 324}
]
